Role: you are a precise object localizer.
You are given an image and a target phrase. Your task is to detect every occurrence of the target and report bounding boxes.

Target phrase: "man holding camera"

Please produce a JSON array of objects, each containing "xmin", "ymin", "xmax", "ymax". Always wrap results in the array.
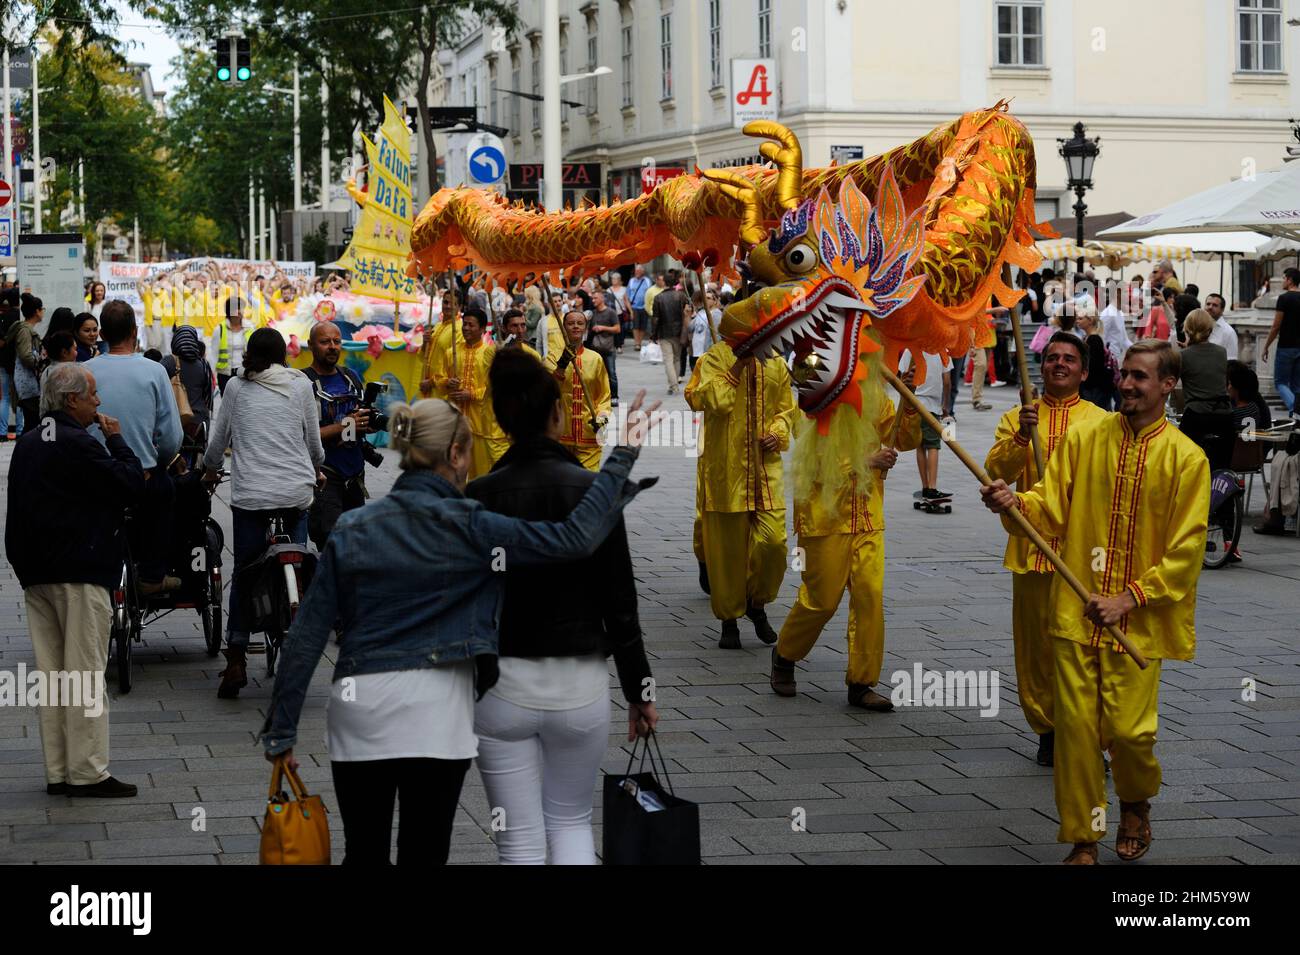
[{"xmin": 305, "ymin": 322, "xmax": 381, "ymax": 548}]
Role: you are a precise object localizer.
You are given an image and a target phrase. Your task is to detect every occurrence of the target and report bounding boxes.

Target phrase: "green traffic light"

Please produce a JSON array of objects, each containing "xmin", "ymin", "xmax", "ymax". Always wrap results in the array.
[
  {"xmin": 217, "ymin": 67, "xmax": 231, "ymax": 81},
  {"xmin": 237, "ymin": 66, "xmax": 250, "ymax": 81}
]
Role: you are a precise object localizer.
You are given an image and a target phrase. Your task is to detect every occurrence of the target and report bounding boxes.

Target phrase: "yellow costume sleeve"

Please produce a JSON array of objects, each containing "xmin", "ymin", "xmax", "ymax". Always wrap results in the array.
[
  {"xmin": 540, "ymin": 316, "xmax": 566, "ymax": 373},
  {"xmin": 1125, "ymin": 453, "xmax": 1209, "ymax": 609},
  {"xmin": 765, "ymin": 359, "xmax": 796, "ymax": 451},
  {"xmin": 587, "ymin": 350, "xmax": 612, "ymax": 418},
  {"xmin": 1007, "ymin": 425, "xmax": 1077, "ymax": 542},
  {"xmin": 684, "ymin": 343, "xmax": 738, "ymax": 416},
  {"xmin": 986, "ymin": 406, "xmax": 1030, "ymax": 484},
  {"xmin": 876, "ymin": 397, "xmax": 921, "ymax": 454}
]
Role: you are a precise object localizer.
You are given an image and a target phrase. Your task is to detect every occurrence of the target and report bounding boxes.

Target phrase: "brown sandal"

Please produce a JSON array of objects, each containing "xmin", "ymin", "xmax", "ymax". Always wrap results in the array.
[
  {"xmin": 1116, "ymin": 800, "xmax": 1152, "ymax": 862},
  {"xmin": 1063, "ymin": 842, "xmax": 1099, "ymax": 865}
]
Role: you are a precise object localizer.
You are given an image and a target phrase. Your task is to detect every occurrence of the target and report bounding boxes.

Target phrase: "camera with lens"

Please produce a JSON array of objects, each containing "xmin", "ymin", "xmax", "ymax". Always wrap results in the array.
[{"xmin": 362, "ymin": 381, "xmax": 390, "ymax": 433}]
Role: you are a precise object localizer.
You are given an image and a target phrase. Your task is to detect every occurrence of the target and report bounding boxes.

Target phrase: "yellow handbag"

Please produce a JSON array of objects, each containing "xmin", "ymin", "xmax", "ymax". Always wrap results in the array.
[{"xmin": 259, "ymin": 757, "xmax": 331, "ymax": 865}]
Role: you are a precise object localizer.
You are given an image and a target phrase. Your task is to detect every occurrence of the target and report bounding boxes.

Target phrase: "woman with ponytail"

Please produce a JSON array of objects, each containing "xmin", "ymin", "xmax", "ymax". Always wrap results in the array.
[{"xmin": 261, "ymin": 383, "xmax": 659, "ymax": 866}]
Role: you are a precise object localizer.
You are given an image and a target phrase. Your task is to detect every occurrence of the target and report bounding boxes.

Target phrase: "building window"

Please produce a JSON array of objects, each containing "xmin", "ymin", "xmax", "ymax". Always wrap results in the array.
[
  {"xmin": 531, "ymin": 52, "xmax": 540, "ymax": 128},
  {"xmin": 709, "ymin": 0, "xmax": 723, "ymax": 87},
  {"xmin": 758, "ymin": 0, "xmax": 771, "ymax": 59},
  {"xmin": 586, "ymin": 32, "xmax": 599, "ymax": 115},
  {"xmin": 1238, "ymin": 0, "xmax": 1283, "ymax": 72},
  {"xmin": 995, "ymin": 1, "xmax": 1044, "ymax": 67},
  {"xmin": 510, "ymin": 55, "xmax": 521, "ymax": 134},
  {"xmin": 488, "ymin": 61, "xmax": 498, "ymax": 126},
  {"xmin": 621, "ymin": 16, "xmax": 634, "ymax": 107},
  {"xmin": 660, "ymin": 13, "xmax": 672, "ymax": 100}
]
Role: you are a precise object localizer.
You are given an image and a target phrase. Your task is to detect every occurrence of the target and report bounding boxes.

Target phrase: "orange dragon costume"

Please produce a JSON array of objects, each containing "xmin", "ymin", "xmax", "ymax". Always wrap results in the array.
[{"xmin": 408, "ymin": 101, "xmax": 1050, "ymax": 699}]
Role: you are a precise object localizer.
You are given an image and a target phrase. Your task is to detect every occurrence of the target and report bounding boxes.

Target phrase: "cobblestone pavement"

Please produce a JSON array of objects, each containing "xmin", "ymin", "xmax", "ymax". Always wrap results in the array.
[{"xmin": 1, "ymin": 353, "xmax": 1297, "ymax": 865}]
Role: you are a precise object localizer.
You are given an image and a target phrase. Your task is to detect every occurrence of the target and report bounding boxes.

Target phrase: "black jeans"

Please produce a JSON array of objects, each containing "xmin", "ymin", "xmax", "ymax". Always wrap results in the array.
[
  {"xmin": 18, "ymin": 397, "xmax": 40, "ymax": 435},
  {"xmin": 330, "ymin": 757, "xmax": 471, "ymax": 865},
  {"xmin": 309, "ymin": 472, "xmax": 367, "ymax": 549}
]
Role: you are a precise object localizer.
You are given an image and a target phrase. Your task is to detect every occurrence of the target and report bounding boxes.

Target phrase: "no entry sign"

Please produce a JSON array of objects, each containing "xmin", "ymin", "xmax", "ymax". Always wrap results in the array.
[{"xmin": 0, "ymin": 180, "xmax": 10, "ymax": 208}]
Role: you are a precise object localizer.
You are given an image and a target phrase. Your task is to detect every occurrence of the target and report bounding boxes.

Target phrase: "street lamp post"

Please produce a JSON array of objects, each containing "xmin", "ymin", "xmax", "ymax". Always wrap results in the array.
[
  {"xmin": 264, "ymin": 66, "xmax": 302, "ymax": 210},
  {"xmin": 1057, "ymin": 121, "xmax": 1101, "ymax": 275},
  {"xmin": 542, "ymin": 0, "xmax": 560, "ymax": 212}
]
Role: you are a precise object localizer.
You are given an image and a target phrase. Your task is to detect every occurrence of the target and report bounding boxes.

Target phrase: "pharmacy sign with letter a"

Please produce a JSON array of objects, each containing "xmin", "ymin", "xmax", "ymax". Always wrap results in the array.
[{"xmin": 732, "ymin": 59, "xmax": 777, "ymax": 129}]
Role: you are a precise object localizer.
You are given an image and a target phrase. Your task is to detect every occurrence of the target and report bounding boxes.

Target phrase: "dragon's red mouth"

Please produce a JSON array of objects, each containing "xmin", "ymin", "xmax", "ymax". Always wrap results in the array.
[{"xmin": 733, "ymin": 277, "xmax": 870, "ymax": 414}]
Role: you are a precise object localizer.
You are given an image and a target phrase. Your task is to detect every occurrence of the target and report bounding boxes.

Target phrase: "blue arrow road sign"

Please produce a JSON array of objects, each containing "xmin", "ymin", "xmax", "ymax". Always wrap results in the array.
[{"xmin": 469, "ymin": 145, "xmax": 506, "ymax": 184}]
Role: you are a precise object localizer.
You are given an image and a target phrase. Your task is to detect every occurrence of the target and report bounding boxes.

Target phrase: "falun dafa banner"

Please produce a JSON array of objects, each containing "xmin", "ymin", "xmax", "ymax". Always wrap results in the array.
[{"xmin": 340, "ymin": 95, "xmax": 420, "ymax": 302}]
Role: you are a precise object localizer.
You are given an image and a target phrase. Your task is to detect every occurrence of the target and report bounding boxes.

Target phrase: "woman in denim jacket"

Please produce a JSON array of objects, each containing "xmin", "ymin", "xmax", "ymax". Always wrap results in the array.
[{"xmin": 262, "ymin": 390, "xmax": 659, "ymax": 865}]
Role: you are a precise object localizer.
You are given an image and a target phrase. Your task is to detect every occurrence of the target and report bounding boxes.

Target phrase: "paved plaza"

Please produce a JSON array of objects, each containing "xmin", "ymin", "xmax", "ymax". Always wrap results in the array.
[{"xmin": 1, "ymin": 353, "xmax": 1297, "ymax": 865}]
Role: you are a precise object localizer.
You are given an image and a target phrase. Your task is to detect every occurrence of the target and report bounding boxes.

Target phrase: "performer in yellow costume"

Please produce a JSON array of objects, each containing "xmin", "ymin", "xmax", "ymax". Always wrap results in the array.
[
  {"xmin": 981, "ymin": 340, "xmax": 1209, "ymax": 865},
  {"xmin": 983, "ymin": 331, "xmax": 1107, "ymax": 767},
  {"xmin": 773, "ymin": 361, "xmax": 920, "ymax": 709},
  {"xmin": 685, "ymin": 339, "xmax": 795, "ymax": 648},
  {"xmin": 536, "ymin": 309, "xmax": 566, "ymax": 373},
  {"xmin": 444, "ymin": 306, "xmax": 507, "ymax": 479},
  {"xmin": 421, "ymin": 293, "xmax": 464, "ymax": 400},
  {"xmin": 552, "ymin": 309, "xmax": 611, "ymax": 471}
]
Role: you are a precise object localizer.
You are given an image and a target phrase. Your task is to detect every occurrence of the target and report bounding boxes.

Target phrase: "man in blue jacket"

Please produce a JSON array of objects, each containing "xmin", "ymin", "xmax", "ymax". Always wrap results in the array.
[{"xmin": 6, "ymin": 363, "xmax": 146, "ymax": 797}]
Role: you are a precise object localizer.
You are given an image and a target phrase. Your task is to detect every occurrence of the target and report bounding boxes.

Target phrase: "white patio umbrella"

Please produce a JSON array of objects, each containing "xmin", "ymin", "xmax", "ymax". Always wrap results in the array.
[{"xmin": 1099, "ymin": 163, "xmax": 1300, "ymax": 242}]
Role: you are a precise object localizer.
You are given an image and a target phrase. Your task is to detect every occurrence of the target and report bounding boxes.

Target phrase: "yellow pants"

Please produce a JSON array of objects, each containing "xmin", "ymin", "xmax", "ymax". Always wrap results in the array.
[
  {"xmin": 693, "ymin": 510, "xmax": 704, "ymax": 563},
  {"xmin": 776, "ymin": 531, "xmax": 885, "ymax": 687},
  {"xmin": 1053, "ymin": 638, "xmax": 1163, "ymax": 844},
  {"xmin": 701, "ymin": 509, "xmax": 787, "ymax": 621},
  {"xmin": 469, "ymin": 434, "xmax": 510, "ymax": 481},
  {"xmin": 1012, "ymin": 571, "xmax": 1055, "ymax": 735}
]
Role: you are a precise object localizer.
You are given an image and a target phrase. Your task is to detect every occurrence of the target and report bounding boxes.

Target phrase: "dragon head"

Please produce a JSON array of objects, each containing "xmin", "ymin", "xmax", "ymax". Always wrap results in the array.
[{"xmin": 721, "ymin": 168, "xmax": 926, "ymax": 424}]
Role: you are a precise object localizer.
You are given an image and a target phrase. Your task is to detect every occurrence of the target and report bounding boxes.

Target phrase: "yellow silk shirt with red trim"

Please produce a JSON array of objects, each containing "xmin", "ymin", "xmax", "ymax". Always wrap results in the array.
[
  {"xmin": 684, "ymin": 342, "xmax": 796, "ymax": 513},
  {"xmin": 555, "ymin": 346, "xmax": 611, "ymax": 452},
  {"xmin": 1006, "ymin": 414, "xmax": 1209, "ymax": 660},
  {"xmin": 428, "ymin": 318, "xmax": 464, "ymax": 400},
  {"xmin": 450, "ymin": 338, "xmax": 505, "ymax": 440},
  {"xmin": 984, "ymin": 393, "xmax": 1108, "ymax": 574},
  {"xmin": 793, "ymin": 396, "xmax": 922, "ymax": 538}
]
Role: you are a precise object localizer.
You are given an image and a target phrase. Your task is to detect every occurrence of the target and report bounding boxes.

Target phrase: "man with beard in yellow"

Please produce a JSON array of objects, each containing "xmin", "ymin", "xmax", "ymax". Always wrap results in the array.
[
  {"xmin": 553, "ymin": 309, "xmax": 612, "ymax": 471},
  {"xmin": 685, "ymin": 339, "xmax": 796, "ymax": 648},
  {"xmin": 443, "ymin": 305, "xmax": 507, "ymax": 479},
  {"xmin": 981, "ymin": 339, "xmax": 1209, "ymax": 865},
  {"xmin": 984, "ymin": 332, "xmax": 1108, "ymax": 768},
  {"xmin": 771, "ymin": 354, "xmax": 919, "ymax": 711}
]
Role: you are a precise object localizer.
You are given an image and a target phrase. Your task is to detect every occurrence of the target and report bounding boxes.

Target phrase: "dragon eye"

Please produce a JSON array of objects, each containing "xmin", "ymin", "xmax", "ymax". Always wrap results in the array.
[{"xmin": 783, "ymin": 243, "xmax": 817, "ymax": 274}]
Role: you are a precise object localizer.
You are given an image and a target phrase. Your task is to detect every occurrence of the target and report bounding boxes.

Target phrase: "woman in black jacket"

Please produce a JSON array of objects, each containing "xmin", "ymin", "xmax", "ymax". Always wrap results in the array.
[{"xmin": 466, "ymin": 348, "xmax": 658, "ymax": 865}]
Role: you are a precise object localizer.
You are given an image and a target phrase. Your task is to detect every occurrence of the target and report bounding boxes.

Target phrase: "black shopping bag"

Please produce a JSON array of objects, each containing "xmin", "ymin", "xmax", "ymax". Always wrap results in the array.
[{"xmin": 602, "ymin": 732, "xmax": 700, "ymax": 865}]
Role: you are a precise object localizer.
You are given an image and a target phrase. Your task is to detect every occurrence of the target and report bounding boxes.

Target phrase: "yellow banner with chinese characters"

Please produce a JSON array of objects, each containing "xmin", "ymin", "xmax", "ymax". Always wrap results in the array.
[{"xmin": 340, "ymin": 95, "xmax": 419, "ymax": 302}]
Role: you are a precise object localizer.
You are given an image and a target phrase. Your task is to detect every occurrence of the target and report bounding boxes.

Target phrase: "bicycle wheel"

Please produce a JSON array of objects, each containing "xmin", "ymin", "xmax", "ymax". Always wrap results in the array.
[
  {"xmin": 203, "ymin": 568, "xmax": 224, "ymax": 658},
  {"xmin": 1204, "ymin": 499, "xmax": 1237, "ymax": 570}
]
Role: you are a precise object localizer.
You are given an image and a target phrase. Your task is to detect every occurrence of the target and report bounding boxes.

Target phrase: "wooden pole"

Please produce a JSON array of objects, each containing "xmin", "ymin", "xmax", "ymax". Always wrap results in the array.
[
  {"xmin": 879, "ymin": 365, "xmax": 1149, "ymax": 669},
  {"xmin": 1003, "ymin": 264, "xmax": 1045, "ymax": 477}
]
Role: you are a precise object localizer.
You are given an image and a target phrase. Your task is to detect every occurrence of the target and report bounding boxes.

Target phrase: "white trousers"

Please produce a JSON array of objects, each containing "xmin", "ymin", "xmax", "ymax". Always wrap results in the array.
[{"xmin": 473, "ymin": 688, "xmax": 611, "ymax": 865}]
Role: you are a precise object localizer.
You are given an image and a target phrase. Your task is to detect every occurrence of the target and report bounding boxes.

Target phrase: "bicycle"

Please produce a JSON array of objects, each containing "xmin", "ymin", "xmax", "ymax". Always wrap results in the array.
[
  {"xmin": 107, "ymin": 468, "xmax": 226, "ymax": 694},
  {"xmin": 233, "ymin": 509, "xmax": 317, "ymax": 678}
]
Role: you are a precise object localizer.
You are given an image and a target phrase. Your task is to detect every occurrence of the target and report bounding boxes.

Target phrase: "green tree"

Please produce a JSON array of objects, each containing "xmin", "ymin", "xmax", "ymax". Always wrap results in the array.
[
  {"xmin": 19, "ymin": 33, "xmax": 169, "ymax": 241},
  {"xmin": 164, "ymin": 46, "xmax": 296, "ymax": 253},
  {"xmin": 160, "ymin": 1, "xmax": 520, "ymax": 191}
]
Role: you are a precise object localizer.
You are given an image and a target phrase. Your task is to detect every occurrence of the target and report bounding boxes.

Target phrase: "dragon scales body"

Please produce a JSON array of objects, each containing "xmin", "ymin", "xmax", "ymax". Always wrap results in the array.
[{"xmin": 410, "ymin": 101, "xmax": 1050, "ymax": 362}]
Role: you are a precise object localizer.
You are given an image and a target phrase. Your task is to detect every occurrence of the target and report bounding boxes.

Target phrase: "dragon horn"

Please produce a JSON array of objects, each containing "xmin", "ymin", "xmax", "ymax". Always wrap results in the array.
[
  {"xmin": 701, "ymin": 169, "xmax": 768, "ymax": 247},
  {"xmin": 743, "ymin": 121, "xmax": 803, "ymax": 211}
]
